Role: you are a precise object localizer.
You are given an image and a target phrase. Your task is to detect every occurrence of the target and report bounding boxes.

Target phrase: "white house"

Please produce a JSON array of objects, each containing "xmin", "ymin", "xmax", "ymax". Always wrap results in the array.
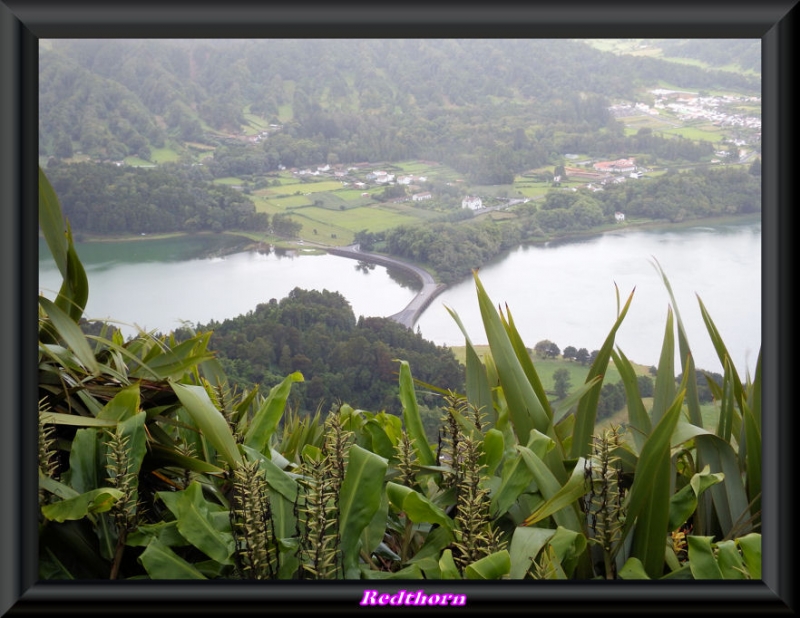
[
  {"xmin": 614, "ymin": 211, "xmax": 626, "ymax": 222},
  {"xmin": 462, "ymin": 196, "xmax": 483, "ymax": 210},
  {"xmin": 412, "ymin": 192, "xmax": 432, "ymax": 202}
]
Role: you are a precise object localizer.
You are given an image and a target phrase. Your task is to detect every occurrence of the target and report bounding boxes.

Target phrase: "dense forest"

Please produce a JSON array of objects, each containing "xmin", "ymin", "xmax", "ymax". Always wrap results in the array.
[
  {"xmin": 167, "ymin": 288, "xmax": 464, "ymax": 424},
  {"xmin": 39, "ymin": 39, "xmax": 759, "ymax": 183},
  {"xmin": 43, "ymin": 160, "xmax": 268, "ymax": 234}
]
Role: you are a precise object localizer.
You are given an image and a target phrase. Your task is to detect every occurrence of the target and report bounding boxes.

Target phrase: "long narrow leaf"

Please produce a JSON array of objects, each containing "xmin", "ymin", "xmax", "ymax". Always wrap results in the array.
[
  {"xmin": 473, "ymin": 273, "xmax": 552, "ymax": 446},
  {"xmin": 516, "ymin": 444, "xmax": 584, "ymax": 532},
  {"xmin": 242, "ymin": 371, "xmax": 303, "ymax": 453},
  {"xmin": 611, "ymin": 348, "xmax": 651, "ymax": 454},
  {"xmin": 570, "ymin": 285, "xmax": 635, "ymax": 459},
  {"xmin": 622, "ymin": 385, "xmax": 685, "ymax": 578},
  {"xmin": 339, "ymin": 445, "xmax": 388, "ymax": 578},
  {"xmin": 445, "ymin": 305, "xmax": 494, "ymax": 420},
  {"xmin": 397, "ymin": 360, "xmax": 435, "ymax": 466},
  {"xmin": 171, "ymin": 382, "xmax": 242, "ymax": 467},
  {"xmin": 39, "ymin": 296, "xmax": 99, "ymax": 375}
]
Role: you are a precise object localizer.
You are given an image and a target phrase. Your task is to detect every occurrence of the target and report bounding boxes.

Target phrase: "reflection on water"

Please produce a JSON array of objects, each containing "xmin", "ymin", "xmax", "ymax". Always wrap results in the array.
[{"xmin": 40, "ymin": 219, "xmax": 761, "ymax": 375}]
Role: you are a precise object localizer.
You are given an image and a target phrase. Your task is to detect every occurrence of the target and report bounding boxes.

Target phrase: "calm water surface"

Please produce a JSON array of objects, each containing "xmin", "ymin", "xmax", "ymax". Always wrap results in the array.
[
  {"xmin": 416, "ymin": 220, "xmax": 761, "ymax": 375},
  {"xmin": 39, "ymin": 220, "xmax": 761, "ymax": 376}
]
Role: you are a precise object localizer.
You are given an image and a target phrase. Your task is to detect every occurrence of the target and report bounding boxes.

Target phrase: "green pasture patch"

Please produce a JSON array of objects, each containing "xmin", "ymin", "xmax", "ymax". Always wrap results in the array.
[
  {"xmin": 296, "ymin": 181, "xmax": 346, "ymax": 193},
  {"xmin": 185, "ymin": 142, "xmax": 216, "ymax": 151},
  {"xmin": 265, "ymin": 195, "xmax": 313, "ymax": 209},
  {"xmin": 249, "ymin": 196, "xmax": 285, "ymax": 215},
  {"xmin": 212, "ymin": 177, "xmax": 245, "ymax": 185},
  {"xmin": 296, "ymin": 205, "xmax": 419, "ymax": 233},
  {"xmin": 150, "ymin": 147, "xmax": 181, "ymax": 163},
  {"xmin": 661, "ymin": 126, "xmax": 725, "ymax": 142},
  {"xmin": 277, "ymin": 104, "xmax": 293, "ymax": 122},
  {"xmin": 243, "ymin": 112, "xmax": 269, "ymax": 131},
  {"xmin": 337, "ymin": 189, "xmax": 377, "ymax": 201}
]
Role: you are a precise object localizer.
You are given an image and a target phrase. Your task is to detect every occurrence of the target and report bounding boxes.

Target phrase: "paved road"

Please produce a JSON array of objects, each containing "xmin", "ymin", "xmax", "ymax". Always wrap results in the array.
[{"xmin": 323, "ymin": 244, "xmax": 448, "ymax": 329}]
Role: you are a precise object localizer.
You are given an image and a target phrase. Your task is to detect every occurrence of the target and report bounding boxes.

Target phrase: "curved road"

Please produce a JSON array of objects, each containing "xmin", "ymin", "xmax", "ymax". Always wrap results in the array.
[{"xmin": 322, "ymin": 244, "xmax": 448, "ymax": 329}]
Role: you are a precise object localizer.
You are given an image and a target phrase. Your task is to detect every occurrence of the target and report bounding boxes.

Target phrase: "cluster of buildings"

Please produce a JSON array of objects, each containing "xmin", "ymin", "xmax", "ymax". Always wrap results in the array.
[
  {"xmin": 608, "ymin": 89, "xmax": 761, "ymax": 147},
  {"xmin": 291, "ymin": 163, "xmax": 486, "ymax": 210}
]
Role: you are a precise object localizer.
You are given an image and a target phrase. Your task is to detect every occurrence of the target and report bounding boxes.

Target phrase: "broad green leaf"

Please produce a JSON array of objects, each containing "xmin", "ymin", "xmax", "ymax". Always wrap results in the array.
[
  {"xmin": 407, "ymin": 526, "xmax": 455, "ymax": 564},
  {"xmin": 386, "ymin": 482, "xmax": 453, "ymax": 530},
  {"xmin": 41, "ymin": 488, "xmax": 124, "ymax": 522},
  {"xmin": 618, "ymin": 557, "xmax": 650, "ymax": 580},
  {"xmin": 668, "ymin": 465, "xmax": 725, "ymax": 531},
  {"xmin": 242, "ymin": 371, "xmax": 303, "ymax": 453},
  {"xmin": 547, "ymin": 526, "xmax": 588, "ymax": 578},
  {"xmin": 339, "ymin": 445, "xmax": 389, "ymax": 578},
  {"xmin": 171, "ymin": 381, "xmax": 242, "ymax": 467},
  {"xmin": 96, "ymin": 384, "xmax": 141, "ymax": 422},
  {"xmin": 397, "ymin": 360, "xmax": 435, "ymax": 466},
  {"xmin": 465, "ymin": 550, "xmax": 511, "ymax": 579},
  {"xmin": 138, "ymin": 539, "xmax": 207, "ymax": 579},
  {"xmin": 490, "ymin": 449, "xmax": 535, "ymax": 518},
  {"xmin": 687, "ymin": 535, "xmax": 724, "ymax": 579},
  {"xmin": 714, "ymin": 539, "xmax": 747, "ymax": 579},
  {"xmin": 363, "ymin": 418, "xmax": 398, "ymax": 461},
  {"xmin": 39, "ymin": 296, "xmax": 99, "ymax": 375},
  {"xmin": 157, "ymin": 482, "xmax": 235, "ymax": 565},
  {"xmin": 737, "ymin": 533, "xmax": 761, "ymax": 579},
  {"xmin": 509, "ymin": 525, "xmax": 556, "ymax": 579},
  {"xmin": 479, "ymin": 428, "xmax": 504, "ymax": 476},
  {"xmin": 361, "ymin": 490, "xmax": 390, "ymax": 558},
  {"xmin": 240, "ymin": 445, "xmax": 298, "ymax": 502},
  {"xmin": 63, "ymin": 428, "xmax": 102, "ymax": 494},
  {"xmin": 439, "ymin": 549, "xmax": 462, "ymax": 579}
]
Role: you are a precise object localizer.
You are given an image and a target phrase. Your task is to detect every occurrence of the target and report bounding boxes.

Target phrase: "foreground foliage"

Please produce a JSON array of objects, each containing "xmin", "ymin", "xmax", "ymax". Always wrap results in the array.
[{"xmin": 38, "ymin": 167, "xmax": 760, "ymax": 580}]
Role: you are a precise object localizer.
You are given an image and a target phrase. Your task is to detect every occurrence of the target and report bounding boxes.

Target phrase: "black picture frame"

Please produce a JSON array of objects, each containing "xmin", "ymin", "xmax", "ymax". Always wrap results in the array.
[{"xmin": 2, "ymin": 1, "xmax": 795, "ymax": 614}]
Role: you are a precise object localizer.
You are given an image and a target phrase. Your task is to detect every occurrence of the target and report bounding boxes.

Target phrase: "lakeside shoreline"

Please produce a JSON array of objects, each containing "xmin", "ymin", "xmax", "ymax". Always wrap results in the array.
[{"xmin": 66, "ymin": 211, "xmax": 760, "ymax": 248}]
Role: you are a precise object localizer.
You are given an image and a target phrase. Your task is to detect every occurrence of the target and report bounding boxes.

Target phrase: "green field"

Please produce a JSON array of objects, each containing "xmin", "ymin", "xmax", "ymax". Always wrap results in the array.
[
  {"xmin": 293, "ymin": 205, "xmax": 420, "ymax": 232},
  {"xmin": 149, "ymin": 147, "xmax": 181, "ymax": 163},
  {"xmin": 660, "ymin": 125, "xmax": 725, "ymax": 142},
  {"xmin": 212, "ymin": 177, "xmax": 246, "ymax": 185}
]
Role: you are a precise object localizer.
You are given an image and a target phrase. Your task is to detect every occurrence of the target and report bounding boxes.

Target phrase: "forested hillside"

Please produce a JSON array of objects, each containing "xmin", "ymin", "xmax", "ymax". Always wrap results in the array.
[
  {"xmin": 43, "ymin": 161, "xmax": 268, "ymax": 234},
  {"xmin": 39, "ymin": 38, "xmax": 759, "ymax": 182},
  {"xmin": 170, "ymin": 288, "xmax": 464, "ymax": 419}
]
